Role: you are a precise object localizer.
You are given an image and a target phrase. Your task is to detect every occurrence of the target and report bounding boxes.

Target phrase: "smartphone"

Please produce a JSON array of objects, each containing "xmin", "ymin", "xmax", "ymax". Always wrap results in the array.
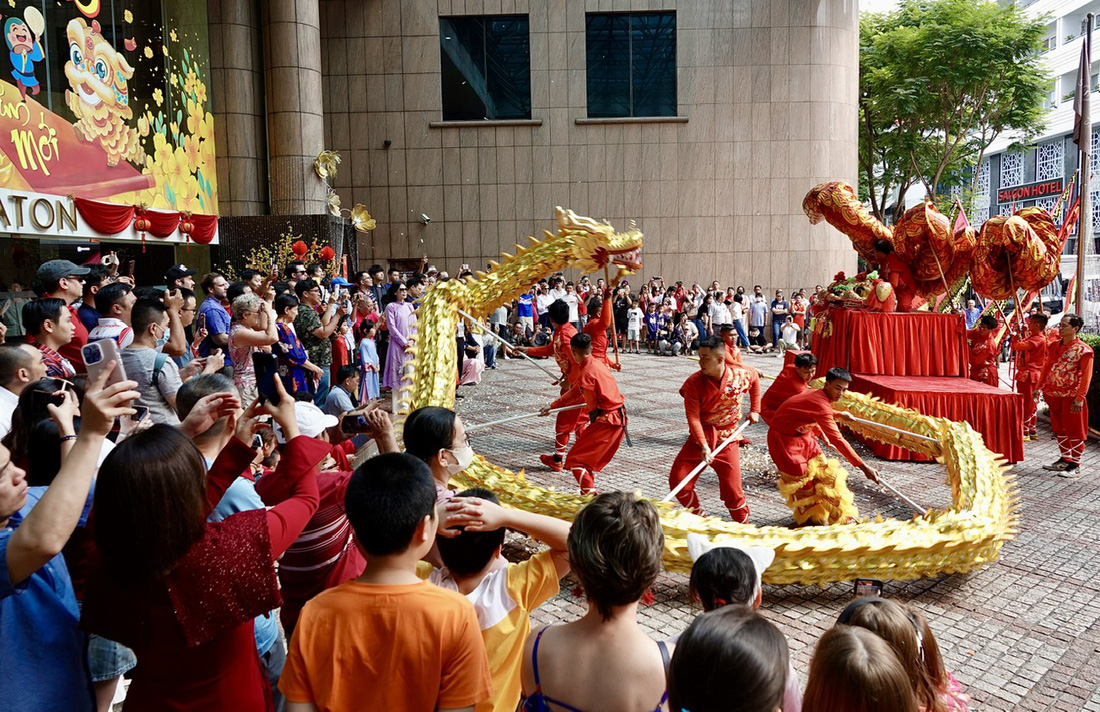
[
  {"xmin": 197, "ymin": 312, "xmax": 206, "ymax": 332},
  {"xmin": 82, "ymin": 339, "xmax": 127, "ymax": 388},
  {"xmin": 342, "ymin": 415, "xmax": 372, "ymax": 434},
  {"xmin": 31, "ymin": 388, "xmax": 66, "ymax": 417},
  {"xmin": 251, "ymin": 433, "xmax": 264, "ymax": 450},
  {"xmin": 252, "ymin": 352, "xmax": 281, "ymax": 405},
  {"xmin": 130, "ymin": 405, "xmax": 149, "ymax": 422},
  {"xmin": 853, "ymin": 578, "xmax": 883, "ymax": 598}
]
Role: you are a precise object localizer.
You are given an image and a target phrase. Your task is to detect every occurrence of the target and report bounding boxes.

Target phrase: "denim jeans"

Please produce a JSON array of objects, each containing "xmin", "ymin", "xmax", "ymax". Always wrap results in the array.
[
  {"xmin": 771, "ymin": 320, "xmax": 783, "ymax": 346},
  {"xmin": 484, "ymin": 342, "xmax": 496, "ymax": 368},
  {"xmin": 733, "ymin": 320, "xmax": 749, "ymax": 348},
  {"xmin": 262, "ymin": 635, "xmax": 287, "ymax": 712},
  {"xmin": 313, "ymin": 367, "xmax": 331, "ymax": 407}
]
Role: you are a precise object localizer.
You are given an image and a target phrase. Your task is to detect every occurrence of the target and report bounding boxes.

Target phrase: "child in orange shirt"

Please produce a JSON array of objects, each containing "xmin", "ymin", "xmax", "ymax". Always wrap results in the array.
[{"xmin": 279, "ymin": 452, "xmax": 492, "ymax": 711}]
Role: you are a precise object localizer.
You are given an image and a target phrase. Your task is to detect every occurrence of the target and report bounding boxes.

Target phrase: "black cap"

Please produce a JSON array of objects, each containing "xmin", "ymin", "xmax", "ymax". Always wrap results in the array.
[{"xmin": 164, "ymin": 264, "xmax": 197, "ymax": 282}]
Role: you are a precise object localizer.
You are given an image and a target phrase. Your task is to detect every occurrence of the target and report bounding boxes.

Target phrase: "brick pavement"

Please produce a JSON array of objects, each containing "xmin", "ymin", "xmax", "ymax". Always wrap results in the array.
[{"xmin": 460, "ymin": 349, "xmax": 1100, "ymax": 711}]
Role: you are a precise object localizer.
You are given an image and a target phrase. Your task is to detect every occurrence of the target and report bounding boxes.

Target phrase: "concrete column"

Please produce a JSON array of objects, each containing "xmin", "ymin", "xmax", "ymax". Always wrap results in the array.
[
  {"xmin": 264, "ymin": 0, "xmax": 326, "ymax": 215},
  {"xmin": 208, "ymin": 0, "xmax": 268, "ymax": 216}
]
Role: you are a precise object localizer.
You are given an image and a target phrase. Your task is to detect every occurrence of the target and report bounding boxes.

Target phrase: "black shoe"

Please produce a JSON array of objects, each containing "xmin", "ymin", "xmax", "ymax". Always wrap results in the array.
[{"xmin": 1043, "ymin": 459, "xmax": 1069, "ymax": 471}]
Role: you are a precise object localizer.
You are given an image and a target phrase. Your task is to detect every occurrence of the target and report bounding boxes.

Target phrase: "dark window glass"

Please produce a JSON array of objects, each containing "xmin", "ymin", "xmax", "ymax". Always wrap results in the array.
[
  {"xmin": 586, "ymin": 12, "xmax": 676, "ymax": 118},
  {"xmin": 440, "ymin": 15, "xmax": 531, "ymax": 121}
]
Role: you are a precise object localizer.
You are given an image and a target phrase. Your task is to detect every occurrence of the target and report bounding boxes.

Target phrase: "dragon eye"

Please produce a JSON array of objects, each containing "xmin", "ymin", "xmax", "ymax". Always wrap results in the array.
[
  {"xmin": 69, "ymin": 43, "xmax": 83, "ymax": 67},
  {"xmin": 94, "ymin": 58, "xmax": 108, "ymax": 80}
]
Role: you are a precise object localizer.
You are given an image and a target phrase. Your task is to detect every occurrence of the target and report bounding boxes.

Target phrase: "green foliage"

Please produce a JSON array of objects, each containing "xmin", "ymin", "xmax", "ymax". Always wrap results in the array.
[
  {"xmin": 859, "ymin": 0, "xmax": 1049, "ymax": 221},
  {"xmin": 1080, "ymin": 332, "xmax": 1100, "ymax": 349}
]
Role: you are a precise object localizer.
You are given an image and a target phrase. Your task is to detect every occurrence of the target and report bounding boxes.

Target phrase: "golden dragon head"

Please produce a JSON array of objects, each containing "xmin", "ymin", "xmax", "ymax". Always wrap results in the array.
[{"xmin": 556, "ymin": 207, "xmax": 643, "ymax": 282}]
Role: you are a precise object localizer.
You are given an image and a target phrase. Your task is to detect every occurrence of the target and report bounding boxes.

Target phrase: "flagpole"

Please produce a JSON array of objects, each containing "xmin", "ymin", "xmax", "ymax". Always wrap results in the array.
[{"xmin": 1078, "ymin": 15, "xmax": 1093, "ymax": 317}]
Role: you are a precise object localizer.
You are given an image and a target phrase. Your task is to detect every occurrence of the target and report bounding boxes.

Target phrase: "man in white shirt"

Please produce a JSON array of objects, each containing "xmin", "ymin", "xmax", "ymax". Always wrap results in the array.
[
  {"xmin": 0, "ymin": 343, "xmax": 47, "ymax": 437},
  {"xmin": 562, "ymin": 282, "xmax": 580, "ymax": 329},
  {"xmin": 87, "ymin": 281, "xmax": 136, "ymax": 348}
]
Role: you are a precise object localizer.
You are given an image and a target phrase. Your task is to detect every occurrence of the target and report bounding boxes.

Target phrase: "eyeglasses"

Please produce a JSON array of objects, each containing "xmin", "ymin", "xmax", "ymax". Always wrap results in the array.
[
  {"xmin": 452, "ymin": 435, "xmax": 471, "ymax": 449},
  {"xmin": 65, "ymin": 275, "xmax": 85, "ymax": 283}
]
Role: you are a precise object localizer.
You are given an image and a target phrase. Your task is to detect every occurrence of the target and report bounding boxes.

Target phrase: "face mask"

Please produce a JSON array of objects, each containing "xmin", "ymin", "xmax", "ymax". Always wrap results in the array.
[{"xmin": 445, "ymin": 445, "xmax": 475, "ymax": 475}]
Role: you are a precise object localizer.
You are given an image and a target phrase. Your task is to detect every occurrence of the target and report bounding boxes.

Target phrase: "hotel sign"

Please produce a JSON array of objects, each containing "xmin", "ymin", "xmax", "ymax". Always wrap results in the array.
[{"xmin": 997, "ymin": 178, "xmax": 1064, "ymax": 205}]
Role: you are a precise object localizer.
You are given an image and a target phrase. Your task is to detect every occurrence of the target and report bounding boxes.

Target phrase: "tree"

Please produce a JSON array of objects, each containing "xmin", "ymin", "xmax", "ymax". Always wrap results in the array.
[{"xmin": 859, "ymin": 0, "xmax": 1049, "ymax": 222}]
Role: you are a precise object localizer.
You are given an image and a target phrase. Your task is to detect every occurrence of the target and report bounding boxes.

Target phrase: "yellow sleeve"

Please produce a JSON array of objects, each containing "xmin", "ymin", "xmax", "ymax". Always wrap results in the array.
[
  {"xmin": 416, "ymin": 560, "xmax": 435, "ymax": 580},
  {"xmin": 505, "ymin": 550, "xmax": 562, "ymax": 611}
]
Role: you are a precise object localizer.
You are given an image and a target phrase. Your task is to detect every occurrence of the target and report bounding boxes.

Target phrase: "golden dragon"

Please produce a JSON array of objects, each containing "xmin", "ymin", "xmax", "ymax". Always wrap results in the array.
[{"xmin": 394, "ymin": 208, "xmax": 1018, "ymax": 584}]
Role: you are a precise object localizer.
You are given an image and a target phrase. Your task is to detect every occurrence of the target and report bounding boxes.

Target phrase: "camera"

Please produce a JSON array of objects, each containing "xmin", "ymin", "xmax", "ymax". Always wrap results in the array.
[
  {"xmin": 83, "ymin": 341, "xmax": 103, "ymax": 365},
  {"xmin": 419, "ymin": 213, "xmax": 431, "ymax": 225}
]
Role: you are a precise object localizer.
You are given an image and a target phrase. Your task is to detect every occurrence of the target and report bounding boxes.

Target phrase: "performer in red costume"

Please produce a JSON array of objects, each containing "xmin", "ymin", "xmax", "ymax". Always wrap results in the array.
[
  {"xmin": 767, "ymin": 368, "xmax": 880, "ymax": 525},
  {"xmin": 517, "ymin": 299, "xmax": 583, "ymax": 472},
  {"xmin": 667, "ymin": 337, "xmax": 760, "ymax": 521},
  {"xmin": 583, "ymin": 289, "xmax": 620, "ymax": 370},
  {"xmin": 761, "ymin": 352, "xmax": 817, "ymax": 425},
  {"xmin": 967, "ymin": 314, "xmax": 1000, "ymax": 388},
  {"xmin": 540, "ymin": 333, "xmax": 627, "ymax": 494},
  {"xmin": 873, "ymin": 239, "xmax": 918, "ymax": 312},
  {"xmin": 1038, "ymin": 314, "xmax": 1094, "ymax": 478},
  {"xmin": 1010, "ymin": 312, "xmax": 1050, "ymax": 440},
  {"xmin": 718, "ymin": 323, "xmax": 745, "ymax": 366}
]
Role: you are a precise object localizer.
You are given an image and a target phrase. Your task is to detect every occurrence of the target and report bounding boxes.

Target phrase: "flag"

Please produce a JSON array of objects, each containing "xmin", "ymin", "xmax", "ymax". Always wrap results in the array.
[
  {"xmin": 953, "ymin": 197, "xmax": 969, "ymax": 233},
  {"xmin": 1065, "ymin": 275, "xmax": 1077, "ymax": 312},
  {"xmin": 1074, "ymin": 34, "xmax": 1092, "ymax": 150}
]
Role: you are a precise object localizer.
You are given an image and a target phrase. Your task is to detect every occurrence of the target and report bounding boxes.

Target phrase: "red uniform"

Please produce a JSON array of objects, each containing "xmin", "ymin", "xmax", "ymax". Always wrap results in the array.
[
  {"xmin": 583, "ymin": 297, "xmax": 613, "ymax": 366},
  {"xmin": 1011, "ymin": 330, "xmax": 1050, "ymax": 437},
  {"xmin": 1038, "ymin": 337, "xmax": 1094, "ymax": 467},
  {"xmin": 883, "ymin": 254, "xmax": 918, "ymax": 312},
  {"xmin": 528, "ymin": 323, "xmax": 584, "ymax": 458},
  {"xmin": 760, "ymin": 364, "xmax": 809, "ymax": 425},
  {"xmin": 767, "ymin": 389, "xmax": 863, "ymax": 525},
  {"xmin": 668, "ymin": 365, "xmax": 760, "ymax": 521},
  {"xmin": 967, "ymin": 329, "xmax": 999, "ymax": 387},
  {"xmin": 723, "ymin": 341, "xmax": 744, "ymax": 368},
  {"xmin": 550, "ymin": 356, "xmax": 627, "ymax": 493}
]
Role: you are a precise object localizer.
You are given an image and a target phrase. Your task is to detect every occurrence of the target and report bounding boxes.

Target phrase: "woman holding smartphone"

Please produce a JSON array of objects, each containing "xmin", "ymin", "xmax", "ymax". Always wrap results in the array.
[{"xmin": 227, "ymin": 294, "xmax": 278, "ymax": 404}]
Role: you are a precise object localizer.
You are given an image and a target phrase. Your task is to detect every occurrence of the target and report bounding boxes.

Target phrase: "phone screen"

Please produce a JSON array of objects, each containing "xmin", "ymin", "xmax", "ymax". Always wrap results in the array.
[
  {"xmin": 342, "ymin": 415, "xmax": 371, "ymax": 434},
  {"xmin": 197, "ymin": 312, "xmax": 206, "ymax": 332},
  {"xmin": 252, "ymin": 352, "xmax": 281, "ymax": 405},
  {"xmin": 130, "ymin": 406, "xmax": 149, "ymax": 421},
  {"xmin": 853, "ymin": 578, "xmax": 883, "ymax": 598}
]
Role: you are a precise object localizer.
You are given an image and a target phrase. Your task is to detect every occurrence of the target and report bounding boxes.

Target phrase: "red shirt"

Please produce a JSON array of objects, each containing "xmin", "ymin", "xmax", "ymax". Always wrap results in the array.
[
  {"xmin": 1011, "ymin": 331, "xmax": 1049, "ymax": 384},
  {"xmin": 761, "ymin": 364, "xmax": 809, "ymax": 424},
  {"xmin": 722, "ymin": 341, "xmax": 744, "ymax": 367},
  {"xmin": 551, "ymin": 356, "xmax": 625, "ymax": 414},
  {"xmin": 62, "ymin": 304, "xmax": 88, "ymax": 374},
  {"xmin": 771, "ymin": 388, "xmax": 865, "ymax": 469},
  {"xmin": 679, "ymin": 365, "xmax": 760, "ymax": 446},
  {"xmin": 1039, "ymin": 337, "xmax": 1094, "ymax": 399},
  {"xmin": 82, "ymin": 436, "xmax": 331, "ymax": 712},
  {"xmin": 583, "ymin": 298, "xmax": 613, "ymax": 365},
  {"xmin": 967, "ymin": 329, "xmax": 998, "ymax": 383},
  {"xmin": 527, "ymin": 323, "xmax": 579, "ymax": 385}
]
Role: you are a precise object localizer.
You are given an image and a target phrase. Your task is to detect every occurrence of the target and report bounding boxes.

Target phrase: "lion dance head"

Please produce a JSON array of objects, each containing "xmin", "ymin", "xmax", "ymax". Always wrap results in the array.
[{"xmin": 64, "ymin": 18, "xmax": 146, "ymax": 167}]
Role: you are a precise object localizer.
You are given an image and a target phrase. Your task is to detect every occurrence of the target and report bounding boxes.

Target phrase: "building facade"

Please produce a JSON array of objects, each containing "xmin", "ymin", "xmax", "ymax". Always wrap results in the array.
[
  {"xmin": 306, "ymin": 0, "xmax": 860, "ymax": 290},
  {"xmin": 982, "ymin": 0, "xmax": 1100, "ymax": 272}
]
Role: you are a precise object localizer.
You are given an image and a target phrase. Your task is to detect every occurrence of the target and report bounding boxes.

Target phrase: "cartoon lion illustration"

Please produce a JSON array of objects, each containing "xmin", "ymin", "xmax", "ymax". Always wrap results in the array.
[{"xmin": 64, "ymin": 18, "xmax": 146, "ymax": 167}]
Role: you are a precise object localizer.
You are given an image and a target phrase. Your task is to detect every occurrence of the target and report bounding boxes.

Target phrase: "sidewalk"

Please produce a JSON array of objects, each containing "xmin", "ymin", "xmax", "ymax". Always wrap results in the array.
[{"xmin": 462, "ymin": 349, "xmax": 1100, "ymax": 711}]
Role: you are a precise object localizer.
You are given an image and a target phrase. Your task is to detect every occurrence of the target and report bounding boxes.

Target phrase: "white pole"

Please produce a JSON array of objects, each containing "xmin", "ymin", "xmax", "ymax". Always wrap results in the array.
[
  {"xmin": 465, "ymin": 404, "xmax": 586, "ymax": 433},
  {"xmin": 457, "ymin": 309, "xmax": 561, "ymax": 381},
  {"xmin": 877, "ymin": 473, "xmax": 927, "ymax": 514},
  {"xmin": 841, "ymin": 414, "xmax": 939, "ymax": 444},
  {"xmin": 1079, "ymin": 14, "xmax": 1093, "ymax": 317},
  {"xmin": 663, "ymin": 420, "xmax": 750, "ymax": 503}
]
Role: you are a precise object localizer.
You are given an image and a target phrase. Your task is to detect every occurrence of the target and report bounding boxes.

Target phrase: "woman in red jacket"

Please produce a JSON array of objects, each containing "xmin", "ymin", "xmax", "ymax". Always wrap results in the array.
[{"xmin": 82, "ymin": 377, "xmax": 330, "ymax": 711}]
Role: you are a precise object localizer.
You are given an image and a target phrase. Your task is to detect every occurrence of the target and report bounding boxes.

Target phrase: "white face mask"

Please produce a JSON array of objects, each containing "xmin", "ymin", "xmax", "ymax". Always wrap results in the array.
[{"xmin": 445, "ymin": 445, "xmax": 475, "ymax": 475}]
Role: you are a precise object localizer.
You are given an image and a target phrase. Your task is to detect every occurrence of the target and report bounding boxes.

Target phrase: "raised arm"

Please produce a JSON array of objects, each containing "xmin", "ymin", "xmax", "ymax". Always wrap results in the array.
[{"xmin": 5, "ymin": 363, "xmax": 138, "ymax": 587}]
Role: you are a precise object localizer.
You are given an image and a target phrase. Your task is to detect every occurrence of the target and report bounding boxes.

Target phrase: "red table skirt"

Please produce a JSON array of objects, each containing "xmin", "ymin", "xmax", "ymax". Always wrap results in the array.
[
  {"xmin": 848, "ymin": 374, "xmax": 1023, "ymax": 463},
  {"xmin": 811, "ymin": 308, "xmax": 967, "ymax": 377}
]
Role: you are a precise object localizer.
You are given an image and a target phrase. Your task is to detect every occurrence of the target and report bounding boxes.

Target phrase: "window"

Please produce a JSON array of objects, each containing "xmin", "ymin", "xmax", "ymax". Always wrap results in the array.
[
  {"xmin": 1000, "ymin": 152, "xmax": 1024, "ymax": 189},
  {"xmin": 585, "ymin": 12, "xmax": 676, "ymax": 118},
  {"xmin": 439, "ymin": 15, "xmax": 531, "ymax": 121},
  {"xmin": 973, "ymin": 159, "xmax": 990, "ymax": 227},
  {"xmin": 1036, "ymin": 141, "xmax": 1064, "ymax": 182}
]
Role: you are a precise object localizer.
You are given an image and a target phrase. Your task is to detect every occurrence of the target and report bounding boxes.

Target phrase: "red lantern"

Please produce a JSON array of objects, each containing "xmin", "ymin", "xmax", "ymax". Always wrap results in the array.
[
  {"xmin": 319, "ymin": 246, "xmax": 335, "ymax": 261},
  {"xmin": 180, "ymin": 220, "xmax": 194, "ymax": 234},
  {"xmin": 291, "ymin": 240, "xmax": 308, "ymax": 257},
  {"xmin": 133, "ymin": 215, "xmax": 152, "ymax": 253}
]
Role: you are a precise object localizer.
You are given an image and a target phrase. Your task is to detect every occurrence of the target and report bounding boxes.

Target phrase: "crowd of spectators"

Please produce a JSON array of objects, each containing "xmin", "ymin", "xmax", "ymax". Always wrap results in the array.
[{"xmin": 0, "ymin": 255, "xmax": 972, "ymax": 712}]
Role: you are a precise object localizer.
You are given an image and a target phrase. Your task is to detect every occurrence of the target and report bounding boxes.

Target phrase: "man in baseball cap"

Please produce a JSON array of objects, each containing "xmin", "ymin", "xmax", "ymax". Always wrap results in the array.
[
  {"xmin": 35, "ymin": 259, "xmax": 91, "ymax": 372},
  {"xmin": 165, "ymin": 264, "xmax": 197, "ymax": 290}
]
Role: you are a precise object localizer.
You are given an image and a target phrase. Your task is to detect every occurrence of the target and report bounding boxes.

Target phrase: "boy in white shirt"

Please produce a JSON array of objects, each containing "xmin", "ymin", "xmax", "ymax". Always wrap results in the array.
[{"xmin": 626, "ymin": 301, "xmax": 644, "ymax": 354}]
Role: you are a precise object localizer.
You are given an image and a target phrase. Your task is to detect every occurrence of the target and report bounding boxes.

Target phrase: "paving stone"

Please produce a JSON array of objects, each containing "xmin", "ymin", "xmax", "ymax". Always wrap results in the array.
[{"xmin": 460, "ymin": 350, "xmax": 1100, "ymax": 708}]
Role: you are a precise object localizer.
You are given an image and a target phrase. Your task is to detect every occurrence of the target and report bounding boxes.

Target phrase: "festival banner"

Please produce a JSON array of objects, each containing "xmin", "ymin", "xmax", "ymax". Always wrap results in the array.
[{"xmin": 0, "ymin": 0, "xmax": 217, "ymax": 243}]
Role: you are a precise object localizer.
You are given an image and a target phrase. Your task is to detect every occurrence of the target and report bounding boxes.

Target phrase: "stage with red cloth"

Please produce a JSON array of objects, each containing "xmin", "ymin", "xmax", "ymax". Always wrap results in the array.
[
  {"xmin": 811, "ymin": 308, "xmax": 967, "ymax": 377},
  {"xmin": 848, "ymin": 374, "xmax": 1023, "ymax": 463}
]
